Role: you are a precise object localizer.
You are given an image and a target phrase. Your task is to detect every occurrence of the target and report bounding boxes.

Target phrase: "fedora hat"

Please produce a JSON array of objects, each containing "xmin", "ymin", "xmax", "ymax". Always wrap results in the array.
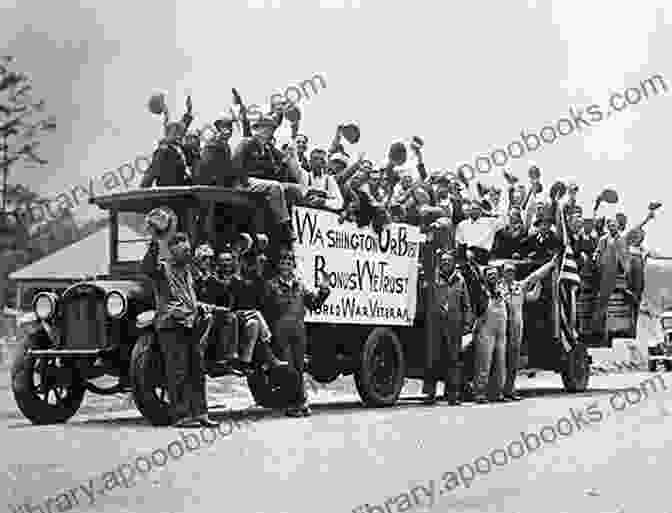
[
  {"xmin": 148, "ymin": 92, "xmax": 167, "ymax": 115},
  {"xmin": 340, "ymin": 123, "xmax": 360, "ymax": 144},
  {"xmin": 388, "ymin": 141, "xmax": 407, "ymax": 166},
  {"xmin": 213, "ymin": 116, "xmax": 234, "ymax": 131}
]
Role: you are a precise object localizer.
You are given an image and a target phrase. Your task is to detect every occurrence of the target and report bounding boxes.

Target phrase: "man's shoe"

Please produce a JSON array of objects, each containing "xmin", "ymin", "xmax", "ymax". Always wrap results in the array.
[
  {"xmin": 285, "ymin": 406, "xmax": 304, "ymax": 418},
  {"xmin": 473, "ymin": 395, "xmax": 489, "ymax": 404},
  {"xmin": 279, "ymin": 222, "xmax": 297, "ymax": 243},
  {"xmin": 173, "ymin": 417, "xmax": 200, "ymax": 428},
  {"xmin": 504, "ymin": 393, "xmax": 523, "ymax": 401},
  {"xmin": 423, "ymin": 393, "xmax": 437, "ymax": 405},
  {"xmin": 495, "ymin": 395, "xmax": 512, "ymax": 403},
  {"xmin": 261, "ymin": 357, "xmax": 289, "ymax": 373},
  {"xmin": 196, "ymin": 415, "xmax": 220, "ymax": 428},
  {"xmin": 300, "ymin": 405, "xmax": 312, "ymax": 417},
  {"xmin": 443, "ymin": 395, "xmax": 462, "ymax": 406}
]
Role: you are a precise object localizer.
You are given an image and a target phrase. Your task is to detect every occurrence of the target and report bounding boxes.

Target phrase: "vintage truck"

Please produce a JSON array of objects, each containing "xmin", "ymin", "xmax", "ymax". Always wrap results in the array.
[{"xmin": 10, "ymin": 185, "xmax": 633, "ymax": 424}]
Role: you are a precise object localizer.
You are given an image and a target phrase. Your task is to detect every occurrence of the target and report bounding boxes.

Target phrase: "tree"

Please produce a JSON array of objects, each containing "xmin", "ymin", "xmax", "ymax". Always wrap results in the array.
[{"xmin": 0, "ymin": 55, "xmax": 56, "ymax": 213}]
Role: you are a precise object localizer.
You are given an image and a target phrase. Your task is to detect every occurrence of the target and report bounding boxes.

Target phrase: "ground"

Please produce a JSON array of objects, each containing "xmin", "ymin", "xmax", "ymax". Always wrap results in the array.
[{"xmin": 1, "ymin": 367, "xmax": 671, "ymax": 513}]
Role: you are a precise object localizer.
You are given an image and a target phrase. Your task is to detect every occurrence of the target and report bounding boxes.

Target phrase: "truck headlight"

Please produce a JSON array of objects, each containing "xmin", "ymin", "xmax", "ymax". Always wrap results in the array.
[
  {"xmin": 33, "ymin": 292, "xmax": 57, "ymax": 321},
  {"xmin": 105, "ymin": 290, "xmax": 127, "ymax": 319}
]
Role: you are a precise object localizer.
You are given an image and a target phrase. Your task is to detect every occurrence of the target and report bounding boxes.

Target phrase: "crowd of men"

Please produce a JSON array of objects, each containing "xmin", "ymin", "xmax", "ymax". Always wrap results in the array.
[{"xmin": 139, "ymin": 95, "xmax": 660, "ymax": 422}]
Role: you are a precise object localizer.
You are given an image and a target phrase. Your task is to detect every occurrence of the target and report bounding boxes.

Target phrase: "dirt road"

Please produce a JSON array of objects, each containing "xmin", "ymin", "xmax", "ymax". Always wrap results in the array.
[{"xmin": 2, "ymin": 370, "xmax": 671, "ymax": 513}]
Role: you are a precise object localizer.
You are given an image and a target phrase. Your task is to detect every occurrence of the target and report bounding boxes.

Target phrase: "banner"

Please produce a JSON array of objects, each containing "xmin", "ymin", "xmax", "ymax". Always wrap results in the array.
[{"xmin": 292, "ymin": 206, "xmax": 423, "ymax": 326}]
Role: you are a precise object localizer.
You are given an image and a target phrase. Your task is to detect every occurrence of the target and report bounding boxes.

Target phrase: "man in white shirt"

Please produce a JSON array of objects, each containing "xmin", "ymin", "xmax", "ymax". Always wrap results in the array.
[
  {"xmin": 300, "ymin": 148, "xmax": 344, "ymax": 210},
  {"xmin": 455, "ymin": 201, "xmax": 509, "ymax": 265}
]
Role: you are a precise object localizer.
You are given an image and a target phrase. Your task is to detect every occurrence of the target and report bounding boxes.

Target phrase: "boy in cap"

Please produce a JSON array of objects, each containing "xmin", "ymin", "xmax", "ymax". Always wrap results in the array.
[
  {"xmin": 423, "ymin": 250, "xmax": 472, "ymax": 405},
  {"xmin": 264, "ymin": 245, "xmax": 331, "ymax": 417}
]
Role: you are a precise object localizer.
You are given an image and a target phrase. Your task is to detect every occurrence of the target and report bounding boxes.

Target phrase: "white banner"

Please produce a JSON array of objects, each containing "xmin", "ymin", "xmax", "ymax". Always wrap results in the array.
[{"xmin": 292, "ymin": 206, "xmax": 423, "ymax": 326}]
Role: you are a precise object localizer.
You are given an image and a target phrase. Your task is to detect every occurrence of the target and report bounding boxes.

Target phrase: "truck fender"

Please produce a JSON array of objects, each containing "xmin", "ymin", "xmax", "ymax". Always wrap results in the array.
[{"xmin": 136, "ymin": 310, "xmax": 156, "ymax": 329}]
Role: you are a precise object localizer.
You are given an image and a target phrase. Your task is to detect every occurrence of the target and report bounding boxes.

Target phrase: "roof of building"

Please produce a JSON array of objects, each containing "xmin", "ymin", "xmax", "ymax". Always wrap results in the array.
[{"xmin": 9, "ymin": 225, "xmax": 143, "ymax": 281}]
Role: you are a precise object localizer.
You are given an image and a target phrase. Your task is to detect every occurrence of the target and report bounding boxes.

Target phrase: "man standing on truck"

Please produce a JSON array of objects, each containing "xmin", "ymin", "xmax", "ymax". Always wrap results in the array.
[
  {"xmin": 422, "ymin": 250, "xmax": 473, "ymax": 405},
  {"xmin": 141, "ymin": 231, "xmax": 220, "ymax": 428},
  {"xmin": 455, "ymin": 200, "xmax": 509, "ymax": 265}
]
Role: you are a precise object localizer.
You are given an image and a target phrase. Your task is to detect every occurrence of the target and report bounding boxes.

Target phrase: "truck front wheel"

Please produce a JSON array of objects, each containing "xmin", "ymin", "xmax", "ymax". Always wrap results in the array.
[
  {"xmin": 130, "ymin": 332, "xmax": 173, "ymax": 426},
  {"xmin": 11, "ymin": 332, "xmax": 86, "ymax": 425}
]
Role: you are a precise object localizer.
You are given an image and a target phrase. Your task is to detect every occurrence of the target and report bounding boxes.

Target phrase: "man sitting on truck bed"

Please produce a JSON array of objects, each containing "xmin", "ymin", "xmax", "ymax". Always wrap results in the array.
[{"xmin": 231, "ymin": 115, "xmax": 308, "ymax": 243}]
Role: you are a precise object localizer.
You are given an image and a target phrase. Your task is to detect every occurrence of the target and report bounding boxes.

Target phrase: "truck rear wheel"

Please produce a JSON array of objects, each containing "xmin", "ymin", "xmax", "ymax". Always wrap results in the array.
[
  {"xmin": 130, "ymin": 332, "xmax": 173, "ymax": 426},
  {"xmin": 11, "ymin": 332, "xmax": 86, "ymax": 425},
  {"xmin": 561, "ymin": 343, "xmax": 590, "ymax": 392},
  {"xmin": 247, "ymin": 366, "xmax": 302, "ymax": 409},
  {"xmin": 355, "ymin": 328, "xmax": 405, "ymax": 406}
]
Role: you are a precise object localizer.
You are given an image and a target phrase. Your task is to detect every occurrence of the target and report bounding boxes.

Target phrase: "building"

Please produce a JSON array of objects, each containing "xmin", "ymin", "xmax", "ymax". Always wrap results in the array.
[{"xmin": 8, "ymin": 224, "xmax": 143, "ymax": 310}]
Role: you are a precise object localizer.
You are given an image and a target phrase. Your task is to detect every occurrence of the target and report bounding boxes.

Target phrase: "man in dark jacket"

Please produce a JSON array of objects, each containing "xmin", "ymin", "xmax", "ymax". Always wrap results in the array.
[
  {"xmin": 193, "ymin": 117, "xmax": 235, "ymax": 186},
  {"xmin": 422, "ymin": 250, "xmax": 472, "ymax": 405},
  {"xmin": 140, "ymin": 121, "xmax": 192, "ymax": 188},
  {"xmin": 141, "ymin": 231, "xmax": 219, "ymax": 428},
  {"xmin": 201, "ymin": 247, "xmax": 286, "ymax": 373},
  {"xmin": 520, "ymin": 212, "xmax": 564, "ymax": 261},
  {"xmin": 231, "ymin": 115, "xmax": 306, "ymax": 243}
]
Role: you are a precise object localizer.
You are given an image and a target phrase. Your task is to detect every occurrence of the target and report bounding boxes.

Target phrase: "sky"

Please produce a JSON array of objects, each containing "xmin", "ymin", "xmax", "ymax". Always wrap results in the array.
[{"xmin": 1, "ymin": 0, "xmax": 671, "ymax": 251}]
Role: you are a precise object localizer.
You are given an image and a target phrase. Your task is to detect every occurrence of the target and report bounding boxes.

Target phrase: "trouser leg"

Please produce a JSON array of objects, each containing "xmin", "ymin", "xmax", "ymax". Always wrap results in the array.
[
  {"xmin": 157, "ymin": 327, "xmax": 191, "ymax": 421},
  {"xmin": 274, "ymin": 322, "xmax": 306, "ymax": 406},
  {"xmin": 184, "ymin": 328, "xmax": 207, "ymax": 418},
  {"xmin": 213, "ymin": 307, "xmax": 237, "ymax": 359},
  {"xmin": 473, "ymin": 316, "xmax": 495, "ymax": 396},
  {"xmin": 290, "ymin": 327, "xmax": 308, "ymax": 405},
  {"xmin": 443, "ymin": 329, "xmax": 462, "ymax": 400},
  {"xmin": 594, "ymin": 260, "xmax": 619, "ymax": 329},
  {"xmin": 491, "ymin": 319, "xmax": 507, "ymax": 398},
  {"xmin": 504, "ymin": 319, "xmax": 523, "ymax": 396},
  {"xmin": 241, "ymin": 178, "xmax": 290, "ymax": 224},
  {"xmin": 239, "ymin": 318, "xmax": 259, "ymax": 363}
]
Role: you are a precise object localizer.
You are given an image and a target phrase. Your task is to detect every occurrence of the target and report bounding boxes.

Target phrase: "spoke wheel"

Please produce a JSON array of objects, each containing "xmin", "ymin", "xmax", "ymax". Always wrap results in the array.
[
  {"xmin": 11, "ymin": 333, "xmax": 86, "ymax": 425},
  {"xmin": 247, "ymin": 366, "xmax": 302, "ymax": 409},
  {"xmin": 355, "ymin": 328, "xmax": 405, "ymax": 406}
]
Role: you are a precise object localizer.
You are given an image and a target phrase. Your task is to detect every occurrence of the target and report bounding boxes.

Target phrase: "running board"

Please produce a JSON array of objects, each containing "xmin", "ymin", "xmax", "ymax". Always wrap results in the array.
[{"xmin": 27, "ymin": 349, "xmax": 103, "ymax": 357}]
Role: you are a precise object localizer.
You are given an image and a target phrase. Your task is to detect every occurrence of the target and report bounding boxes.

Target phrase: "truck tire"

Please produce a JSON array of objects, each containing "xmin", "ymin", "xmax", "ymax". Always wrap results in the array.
[
  {"xmin": 130, "ymin": 332, "xmax": 173, "ymax": 426},
  {"xmin": 11, "ymin": 332, "xmax": 86, "ymax": 425},
  {"xmin": 354, "ymin": 327, "xmax": 405, "ymax": 406},
  {"xmin": 561, "ymin": 343, "xmax": 590, "ymax": 392},
  {"xmin": 247, "ymin": 366, "xmax": 302, "ymax": 409}
]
